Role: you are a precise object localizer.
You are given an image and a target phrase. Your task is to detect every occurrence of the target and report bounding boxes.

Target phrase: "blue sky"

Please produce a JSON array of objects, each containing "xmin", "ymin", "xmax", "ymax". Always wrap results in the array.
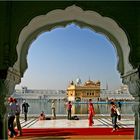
[{"xmin": 15, "ymin": 24, "xmax": 122, "ymax": 90}]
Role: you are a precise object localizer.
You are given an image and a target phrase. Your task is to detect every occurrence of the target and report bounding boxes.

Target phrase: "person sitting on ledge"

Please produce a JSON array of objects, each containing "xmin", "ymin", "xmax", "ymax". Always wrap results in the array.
[{"xmin": 38, "ymin": 111, "xmax": 46, "ymax": 120}]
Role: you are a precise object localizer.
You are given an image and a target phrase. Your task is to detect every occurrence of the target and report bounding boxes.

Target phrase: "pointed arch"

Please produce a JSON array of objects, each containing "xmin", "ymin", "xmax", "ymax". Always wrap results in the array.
[{"xmin": 13, "ymin": 5, "xmax": 132, "ymax": 79}]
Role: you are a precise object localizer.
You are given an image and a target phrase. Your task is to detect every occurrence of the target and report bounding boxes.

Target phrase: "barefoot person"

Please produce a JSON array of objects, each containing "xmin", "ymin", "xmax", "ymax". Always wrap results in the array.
[
  {"xmin": 88, "ymin": 99, "xmax": 95, "ymax": 126},
  {"xmin": 22, "ymin": 100, "xmax": 30, "ymax": 121},
  {"xmin": 14, "ymin": 98, "xmax": 22, "ymax": 136},
  {"xmin": 110, "ymin": 103, "xmax": 119, "ymax": 132},
  {"xmin": 38, "ymin": 111, "xmax": 46, "ymax": 120},
  {"xmin": 67, "ymin": 101, "xmax": 72, "ymax": 120},
  {"xmin": 51, "ymin": 100, "xmax": 56, "ymax": 119},
  {"xmin": 7, "ymin": 97, "xmax": 17, "ymax": 138}
]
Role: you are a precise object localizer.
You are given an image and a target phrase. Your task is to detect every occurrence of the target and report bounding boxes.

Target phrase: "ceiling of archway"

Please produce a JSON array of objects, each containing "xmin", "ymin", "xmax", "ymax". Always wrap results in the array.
[
  {"xmin": 0, "ymin": 1, "xmax": 139, "ymax": 76},
  {"xmin": 14, "ymin": 4, "xmax": 133, "ymax": 78}
]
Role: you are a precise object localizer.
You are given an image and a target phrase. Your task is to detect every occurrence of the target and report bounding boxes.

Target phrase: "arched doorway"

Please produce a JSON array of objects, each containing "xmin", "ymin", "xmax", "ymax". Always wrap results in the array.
[
  {"xmin": 13, "ymin": 5, "xmax": 133, "ymax": 77},
  {"xmin": 6, "ymin": 5, "xmax": 139, "ymax": 139}
]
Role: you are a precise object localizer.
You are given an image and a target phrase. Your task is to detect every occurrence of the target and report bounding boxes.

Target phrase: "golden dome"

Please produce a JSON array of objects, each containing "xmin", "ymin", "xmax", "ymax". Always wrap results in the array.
[
  {"xmin": 96, "ymin": 80, "xmax": 100, "ymax": 84},
  {"xmin": 84, "ymin": 80, "xmax": 94, "ymax": 86}
]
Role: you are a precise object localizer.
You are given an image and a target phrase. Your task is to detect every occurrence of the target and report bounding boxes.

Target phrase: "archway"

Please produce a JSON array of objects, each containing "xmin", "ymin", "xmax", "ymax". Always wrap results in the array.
[
  {"xmin": 13, "ymin": 5, "xmax": 133, "ymax": 78},
  {"xmin": 8, "ymin": 5, "xmax": 139, "ymax": 139}
]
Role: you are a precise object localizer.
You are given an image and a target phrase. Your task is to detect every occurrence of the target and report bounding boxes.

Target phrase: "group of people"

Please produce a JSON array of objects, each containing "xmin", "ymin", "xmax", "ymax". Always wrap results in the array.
[
  {"xmin": 38, "ymin": 100, "xmax": 56, "ymax": 120},
  {"xmin": 38, "ymin": 99, "xmax": 96, "ymax": 126},
  {"xmin": 66, "ymin": 99, "xmax": 121, "ymax": 131},
  {"xmin": 88, "ymin": 99, "xmax": 121, "ymax": 130},
  {"xmin": 66, "ymin": 99, "xmax": 96, "ymax": 126},
  {"xmin": 7, "ymin": 97, "xmax": 29, "ymax": 138},
  {"xmin": 38, "ymin": 100, "xmax": 73, "ymax": 121},
  {"xmin": 8, "ymin": 97, "xmax": 121, "ymax": 138}
]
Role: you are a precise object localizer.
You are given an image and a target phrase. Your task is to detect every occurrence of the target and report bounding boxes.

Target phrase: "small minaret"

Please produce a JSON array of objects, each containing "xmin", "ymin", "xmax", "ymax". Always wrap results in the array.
[
  {"xmin": 106, "ymin": 82, "xmax": 108, "ymax": 90},
  {"xmin": 76, "ymin": 77, "xmax": 82, "ymax": 86}
]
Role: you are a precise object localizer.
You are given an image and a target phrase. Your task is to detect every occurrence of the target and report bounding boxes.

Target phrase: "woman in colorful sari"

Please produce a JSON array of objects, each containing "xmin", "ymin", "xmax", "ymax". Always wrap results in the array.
[{"xmin": 88, "ymin": 99, "xmax": 95, "ymax": 126}]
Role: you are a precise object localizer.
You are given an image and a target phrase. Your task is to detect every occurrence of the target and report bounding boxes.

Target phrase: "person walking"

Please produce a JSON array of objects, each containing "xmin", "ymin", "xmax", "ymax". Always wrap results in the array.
[
  {"xmin": 51, "ymin": 100, "xmax": 56, "ymax": 119},
  {"xmin": 88, "ymin": 99, "xmax": 95, "ymax": 126},
  {"xmin": 118, "ymin": 101, "xmax": 122, "ymax": 110},
  {"xmin": 13, "ymin": 98, "xmax": 22, "ymax": 136},
  {"xmin": 116, "ymin": 105, "xmax": 121, "ymax": 121},
  {"xmin": 67, "ymin": 101, "xmax": 72, "ymax": 120},
  {"xmin": 110, "ymin": 103, "xmax": 119, "ymax": 132},
  {"xmin": 22, "ymin": 100, "xmax": 30, "ymax": 121},
  {"xmin": 7, "ymin": 97, "xmax": 17, "ymax": 138}
]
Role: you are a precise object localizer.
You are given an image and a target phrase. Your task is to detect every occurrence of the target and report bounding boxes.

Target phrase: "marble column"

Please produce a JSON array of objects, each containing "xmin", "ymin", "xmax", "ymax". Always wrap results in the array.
[
  {"xmin": 122, "ymin": 69, "xmax": 140, "ymax": 140},
  {"xmin": 0, "ymin": 67, "xmax": 21, "ymax": 140},
  {"xmin": 0, "ymin": 79, "xmax": 8, "ymax": 140}
]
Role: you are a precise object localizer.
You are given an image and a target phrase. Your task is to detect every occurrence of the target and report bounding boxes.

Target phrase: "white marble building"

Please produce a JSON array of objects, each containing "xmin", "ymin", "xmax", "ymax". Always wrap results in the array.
[
  {"xmin": 100, "ymin": 85, "xmax": 134, "ymax": 101},
  {"xmin": 13, "ymin": 87, "xmax": 67, "ymax": 100}
]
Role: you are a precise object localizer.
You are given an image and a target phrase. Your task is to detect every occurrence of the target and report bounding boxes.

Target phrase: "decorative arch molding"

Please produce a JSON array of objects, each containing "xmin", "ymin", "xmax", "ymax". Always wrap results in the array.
[{"xmin": 13, "ymin": 5, "xmax": 133, "ymax": 79}]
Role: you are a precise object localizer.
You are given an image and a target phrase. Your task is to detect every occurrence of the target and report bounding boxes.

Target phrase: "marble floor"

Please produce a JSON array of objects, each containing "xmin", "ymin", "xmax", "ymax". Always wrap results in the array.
[
  {"xmin": 10, "ymin": 115, "xmax": 134, "ymax": 140},
  {"xmin": 19, "ymin": 114, "xmax": 134, "ymax": 129}
]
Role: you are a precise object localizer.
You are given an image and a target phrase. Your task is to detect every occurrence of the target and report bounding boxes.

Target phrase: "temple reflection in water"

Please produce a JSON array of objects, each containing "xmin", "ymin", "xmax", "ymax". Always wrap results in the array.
[{"xmin": 12, "ymin": 78, "xmax": 134, "ymax": 115}]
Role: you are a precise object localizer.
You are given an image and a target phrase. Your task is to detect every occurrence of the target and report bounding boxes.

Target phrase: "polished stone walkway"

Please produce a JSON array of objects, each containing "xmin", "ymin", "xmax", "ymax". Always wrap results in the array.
[
  {"xmin": 19, "ymin": 114, "xmax": 134, "ymax": 129},
  {"xmin": 9, "ymin": 114, "xmax": 134, "ymax": 140}
]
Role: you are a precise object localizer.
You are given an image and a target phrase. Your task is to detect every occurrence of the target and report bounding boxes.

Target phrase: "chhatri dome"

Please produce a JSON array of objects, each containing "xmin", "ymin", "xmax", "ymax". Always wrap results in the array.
[
  {"xmin": 96, "ymin": 80, "xmax": 100, "ymax": 84},
  {"xmin": 84, "ymin": 79, "xmax": 94, "ymax": 86},
  {"xmin": 76, "ymin": 77, "xmax": 82, "ymax": 85}
]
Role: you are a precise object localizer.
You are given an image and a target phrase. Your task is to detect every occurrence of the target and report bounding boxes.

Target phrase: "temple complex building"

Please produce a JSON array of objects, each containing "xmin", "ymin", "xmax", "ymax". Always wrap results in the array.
[{"xmin": 67, "ymin": 79, "xmax": 100, "ymax": 102}]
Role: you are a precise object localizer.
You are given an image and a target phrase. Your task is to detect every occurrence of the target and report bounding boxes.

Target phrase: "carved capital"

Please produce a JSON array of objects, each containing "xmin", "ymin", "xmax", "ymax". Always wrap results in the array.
[
  {"xmin": 122, "ymin": 69, "xmax": 140, "ymax": 115},
  {"xmin": 132, "ymin": 101, "xmax": 140, "ymax": 116},
  {"xmin": 6, "ymin": 67, "xmax": 21, "ymax": 83},
  {"xmin": 0, "ymin": 67, "xmax": 21, "ymax": 118},
  {"xmin": 122, "ymin": 69, "xmax": 140, "ymax": 98},
  {"xmin": 5, "ymin": 67, "xmax": 21, "ymax": 96}
]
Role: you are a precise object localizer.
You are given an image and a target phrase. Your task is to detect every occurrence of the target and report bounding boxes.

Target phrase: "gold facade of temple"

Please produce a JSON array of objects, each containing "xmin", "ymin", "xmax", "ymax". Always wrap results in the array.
[{"xmin": 67, "ymin": 79, "xmax": 100, "ymax": 102}]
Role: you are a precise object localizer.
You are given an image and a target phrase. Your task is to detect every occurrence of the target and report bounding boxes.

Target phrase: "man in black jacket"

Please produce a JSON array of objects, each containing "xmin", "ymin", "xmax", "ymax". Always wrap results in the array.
[{"xmin": 22, "ymin": 100, "xmax": 30, "ymax": 121}]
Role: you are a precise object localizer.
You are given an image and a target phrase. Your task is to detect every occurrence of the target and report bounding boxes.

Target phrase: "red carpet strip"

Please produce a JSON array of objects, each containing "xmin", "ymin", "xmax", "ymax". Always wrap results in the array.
[{"xmin": 18, "ymin": 128, "xmax": 134, "ymax": 136}]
